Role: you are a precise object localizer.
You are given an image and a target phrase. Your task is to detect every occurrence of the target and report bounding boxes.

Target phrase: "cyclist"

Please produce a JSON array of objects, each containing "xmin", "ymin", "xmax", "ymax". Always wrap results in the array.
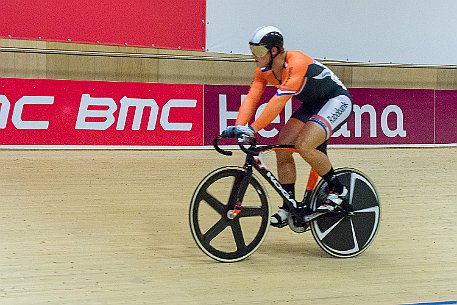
[{"xmin": 222, "ymin": 25, "xmax": 353, "ymax": 228}]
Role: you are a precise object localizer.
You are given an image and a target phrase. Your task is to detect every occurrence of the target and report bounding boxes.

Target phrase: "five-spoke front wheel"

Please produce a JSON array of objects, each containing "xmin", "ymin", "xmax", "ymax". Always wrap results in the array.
[{"xmin": 189, "ymin": 167, "xmax": 270, "ymax": 262}]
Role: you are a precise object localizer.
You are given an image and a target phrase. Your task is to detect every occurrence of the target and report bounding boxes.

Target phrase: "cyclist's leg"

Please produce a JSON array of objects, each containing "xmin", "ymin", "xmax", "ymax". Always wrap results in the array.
[
  {"xmin": 275, "ymin": 102, "xmax": 317, "ymax": 187},
  {"xmin": 295, "ymin": 95, "xmax": 353, "ymax": 211},
  {"xmin": 270, "ymin": 118, "xmax": 305, "ymax": 227},
  {"xmin": 295, "ymin": 120, "xmax": 348, "ymax": 212},
  {"xmin": 294, "ymin": 122, "xmax": 332, "ymax": 175},
  {"xmin": 276, "ymin": 118, "xmax": 305, "ymax": 183}
]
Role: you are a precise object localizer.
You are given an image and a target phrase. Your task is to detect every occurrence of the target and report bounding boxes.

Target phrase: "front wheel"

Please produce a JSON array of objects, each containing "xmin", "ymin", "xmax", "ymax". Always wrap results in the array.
[
  {"xmin": 189, "ymin": 167, "xmax": 270, "ymax": 262},
  {"xmin": 310, "ymin": 168, "xmax": 381, "ymax": 258}
]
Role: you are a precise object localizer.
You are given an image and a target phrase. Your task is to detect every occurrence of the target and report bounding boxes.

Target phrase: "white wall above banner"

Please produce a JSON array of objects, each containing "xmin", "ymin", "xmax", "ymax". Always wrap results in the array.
[{"xmin": 206, "ymin": 0, "xmax": 457, "ymax": 65}]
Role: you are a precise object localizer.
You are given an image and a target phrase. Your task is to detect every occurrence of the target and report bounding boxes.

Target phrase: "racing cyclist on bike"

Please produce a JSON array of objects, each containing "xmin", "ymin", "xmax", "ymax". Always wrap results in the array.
[{"xmin": 222, "ymin": 26, "xmax": 353, "ymax": 228}]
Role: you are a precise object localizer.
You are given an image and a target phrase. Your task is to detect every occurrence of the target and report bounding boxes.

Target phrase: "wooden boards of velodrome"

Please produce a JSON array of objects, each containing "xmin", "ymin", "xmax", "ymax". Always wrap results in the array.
[{"xmin": 0, "ymin": 147, "xmax": 455, "ymax": 305}]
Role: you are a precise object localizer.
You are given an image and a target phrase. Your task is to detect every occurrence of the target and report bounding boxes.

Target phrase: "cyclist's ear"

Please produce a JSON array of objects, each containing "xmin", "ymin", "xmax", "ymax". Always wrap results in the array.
[{"xmin": 271, "ymin": 46, "xmax": 279, "ymax": 57}]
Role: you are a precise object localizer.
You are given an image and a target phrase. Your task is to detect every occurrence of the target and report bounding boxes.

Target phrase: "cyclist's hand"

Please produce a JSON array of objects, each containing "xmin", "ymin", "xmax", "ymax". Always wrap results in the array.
[{"xmin": 221, "ymin": 125, "xmax": 255, "ymax": 139}]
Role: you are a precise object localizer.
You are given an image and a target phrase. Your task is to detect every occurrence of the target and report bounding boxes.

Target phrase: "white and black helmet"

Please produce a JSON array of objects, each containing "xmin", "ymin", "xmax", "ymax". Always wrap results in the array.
[{"xmin": 249, "ymin": 26, "xmax": 284, "ymax": 57}]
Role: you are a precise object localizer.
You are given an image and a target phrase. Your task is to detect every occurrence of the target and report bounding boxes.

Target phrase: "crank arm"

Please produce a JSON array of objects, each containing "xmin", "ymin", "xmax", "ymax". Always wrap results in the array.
[{"xmin": 303, "ymin": 212, "xmax": 326, "ymax": 222}]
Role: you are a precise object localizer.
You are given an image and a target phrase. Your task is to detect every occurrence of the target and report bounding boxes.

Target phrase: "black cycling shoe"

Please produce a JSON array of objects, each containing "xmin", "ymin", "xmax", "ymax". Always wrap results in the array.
[{"xmin": 317, "ymin": 186, "xmax": 349, "ymax": 212}]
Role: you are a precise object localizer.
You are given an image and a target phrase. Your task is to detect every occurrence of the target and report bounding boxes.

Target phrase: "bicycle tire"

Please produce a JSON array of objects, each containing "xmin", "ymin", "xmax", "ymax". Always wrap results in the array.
[
  {"xmin": 189, "ymin": 167, "xmax": 270, "ymax": 262},
  {"xmin": 310, "ymin": 168, "xmax": 381, "ymax": 258}
]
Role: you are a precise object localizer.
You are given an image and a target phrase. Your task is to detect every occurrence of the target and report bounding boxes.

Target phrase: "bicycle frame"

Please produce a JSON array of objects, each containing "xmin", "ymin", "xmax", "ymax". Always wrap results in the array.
[
  {"xmin": 231, "ymin": 143, "xmax": 319, "ymax": 221},
  {"xmin": 191, "ymin": 136, "xmax": 382, "ymax": 261}
]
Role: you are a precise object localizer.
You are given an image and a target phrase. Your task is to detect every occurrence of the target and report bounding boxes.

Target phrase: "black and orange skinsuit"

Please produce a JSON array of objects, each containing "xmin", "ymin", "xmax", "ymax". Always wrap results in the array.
[{"xmin": 236, "ymin": 50, "xmax": 352, "ymax": 136}]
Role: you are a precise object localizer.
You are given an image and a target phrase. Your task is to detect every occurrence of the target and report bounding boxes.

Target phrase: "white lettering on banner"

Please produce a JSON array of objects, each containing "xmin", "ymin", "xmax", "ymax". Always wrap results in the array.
[
  {"xmin": 216, "ymin": 94, "xmax": 407, "ymax": 139},
  {"xmin": 76, "ymin": 94, "xmax": 117, "ymax": 130},
  {"xmin": 381, "ymin": 105, "xmax": 406, "ymax": 137},
  {"xmin": 161, "ymin": 99, "xmax": 197, "ymax": 131},
  {"xmin": 332, "ymin": 104, "xmax": 407, "ymax": 138},
  {"xmin": 116, "ymin": 97, "xmax": 158, "ymax": 130},
  {"xmin": 355, "ymin": 105, "xmax": 377, "ymax": 137},
  {"xmin": 0, "ymin": 95, "xmax": 11, "ymax": 128},
  {"xmin": 76, "ymin": 94, "xmax": 197, "ymax": 131},
  {"xmin": 0, "ymin": 95, "xmax": 53, "ymax": 129},
  {"xmin": 218, "ymin": 94, "xmax": 240, "ymax": 132},
  {"xmin": 218, "ymin": 94, "xmax": 292, "ymax": 137}
]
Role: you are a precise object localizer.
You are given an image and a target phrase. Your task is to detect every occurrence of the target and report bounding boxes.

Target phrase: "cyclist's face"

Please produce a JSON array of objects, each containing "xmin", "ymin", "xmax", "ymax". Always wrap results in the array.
[{"xmin": 253, "ymin": 52, "xmax": 271, "ymax": 68}]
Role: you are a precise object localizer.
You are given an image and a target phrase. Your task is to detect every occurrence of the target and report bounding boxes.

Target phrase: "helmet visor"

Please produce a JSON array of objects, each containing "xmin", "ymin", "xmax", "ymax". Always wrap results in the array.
[{"xmin": 249, "ymin": 45, "xmax": 269, "ymax": 57}]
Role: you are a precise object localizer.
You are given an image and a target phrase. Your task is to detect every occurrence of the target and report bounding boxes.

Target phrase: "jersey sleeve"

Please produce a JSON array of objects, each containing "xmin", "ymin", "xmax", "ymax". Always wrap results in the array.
[{"xmin": 235, "ymin": 69, "xmax": 267, "ymax": 126}]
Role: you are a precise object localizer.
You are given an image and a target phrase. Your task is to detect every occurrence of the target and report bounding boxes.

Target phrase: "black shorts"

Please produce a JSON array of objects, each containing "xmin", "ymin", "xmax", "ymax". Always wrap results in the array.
[
  {"xmin": 290, "ymin": 95, "xmax": 353, "ymax": 153},
  {"xmin": 291, "ymin": 95, "xmax": 353, "ymax": 140}
]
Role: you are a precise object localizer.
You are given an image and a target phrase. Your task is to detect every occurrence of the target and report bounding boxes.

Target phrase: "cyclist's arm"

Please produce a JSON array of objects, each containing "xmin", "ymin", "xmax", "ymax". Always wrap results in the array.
[
  {"xmin": 250, "ymin": 94, "xmax": 291, "ymax": 132},
  {"xmin": 235, "ymin": 70, "xmax": 267, "ymax": 126}
]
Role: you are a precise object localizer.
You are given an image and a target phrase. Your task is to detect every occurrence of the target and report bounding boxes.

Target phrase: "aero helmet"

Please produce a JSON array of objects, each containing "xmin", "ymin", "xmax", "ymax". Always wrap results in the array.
[{"xmin": 249, "ymin": 26, "xmax": 284, "ymax": 58}]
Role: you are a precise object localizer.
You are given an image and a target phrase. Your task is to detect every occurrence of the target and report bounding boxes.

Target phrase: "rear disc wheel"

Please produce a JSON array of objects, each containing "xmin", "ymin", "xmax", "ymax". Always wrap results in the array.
[{"xmin": 310, "ymin": 168, "xmax": 381, "ymax": 258}]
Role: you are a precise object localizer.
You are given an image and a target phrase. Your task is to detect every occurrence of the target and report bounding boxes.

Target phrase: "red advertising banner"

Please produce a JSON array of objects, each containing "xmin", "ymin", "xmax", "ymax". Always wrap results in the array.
[
  {"xmin": 204, "ymin": 85, "xmax": 454, "ymax": 146},
  {"xmin": 0, "ymin": 0, "xmax": 205, "ymax": 50},
  {"xmin": 204, "ymin": 85, "xmax": 300, "ymax": 145},
  {"xmin": 435, "ymin": 90, "xmax": 457, "ymax": 144},
  {"xmin": 0, "ymin": 79, "xmax": 455, "ymax": 148},
  {"xmin": 332, "ymin": 89, "xmax": 435, "ymax": 145},
  {"xmin": 0, "ymin": 78, "xmax": 203, "ymax": 146}
]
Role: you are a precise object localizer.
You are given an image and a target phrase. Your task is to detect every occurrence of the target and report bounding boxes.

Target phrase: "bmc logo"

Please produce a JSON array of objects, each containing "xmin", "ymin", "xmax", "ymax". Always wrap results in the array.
[
  {"xmin": 76, "ymin": 94, "xmax": 197, "ymax": 131},
  {"xmin": 0, "ymin": 94, "xmax": 197, "ymax": 131}
]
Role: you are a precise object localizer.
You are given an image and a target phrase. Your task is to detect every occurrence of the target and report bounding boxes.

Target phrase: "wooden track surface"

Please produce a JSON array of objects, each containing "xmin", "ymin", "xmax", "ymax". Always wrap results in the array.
[{"xmin": 0, "ymin": 147, "xmax": 456, "ymax": 305}]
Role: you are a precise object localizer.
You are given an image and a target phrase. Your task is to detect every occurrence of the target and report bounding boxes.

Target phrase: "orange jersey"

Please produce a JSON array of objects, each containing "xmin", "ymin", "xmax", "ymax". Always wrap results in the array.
[
  {"xmin": 236, "ymin": 50, "xmax": 350, "ymax": 132},
  {"xmin": 236, "ymin": 50, "xmax": 313, "ymax": 131}
]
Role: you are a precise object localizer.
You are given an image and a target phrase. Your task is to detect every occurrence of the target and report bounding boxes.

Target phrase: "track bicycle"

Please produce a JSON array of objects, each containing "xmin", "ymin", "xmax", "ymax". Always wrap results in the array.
[{"xmin": 189, "ymin": 135, "xmax": 381, "ymax": 262}]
